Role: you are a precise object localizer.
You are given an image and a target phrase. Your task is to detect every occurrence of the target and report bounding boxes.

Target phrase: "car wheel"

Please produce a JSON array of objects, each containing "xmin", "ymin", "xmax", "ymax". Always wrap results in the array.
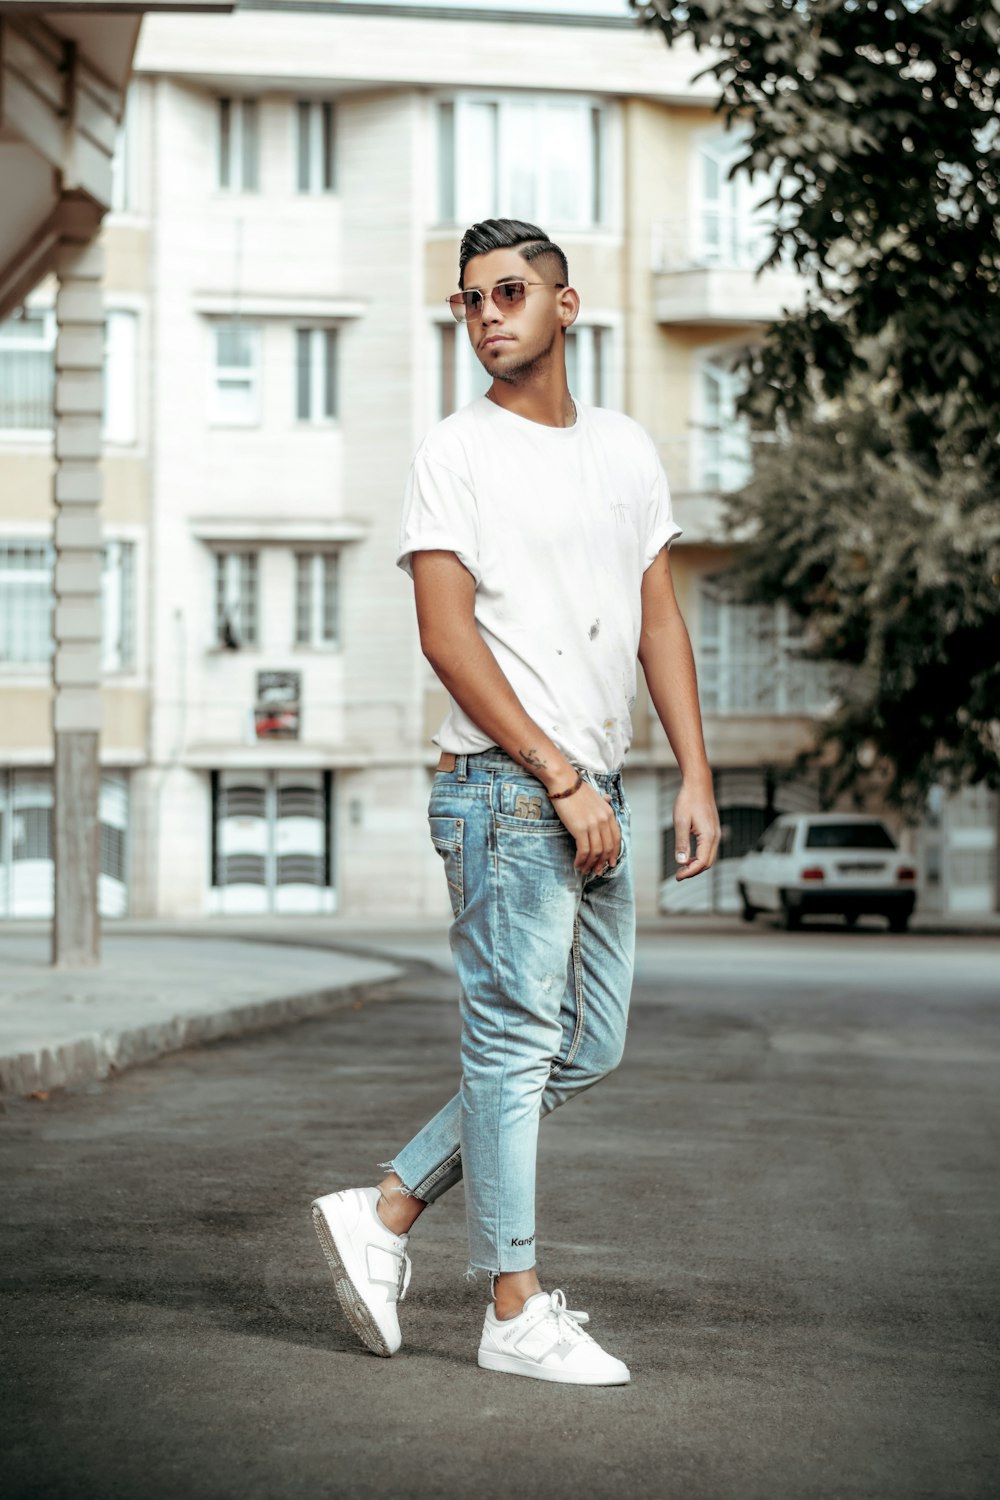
[
  {"xmin": 781, "ymin": 894, "xmax": 802, "ymax": 931},
  {"xmin": 888, "ymin": 912, "xmax": 910, "ymax": 933},
  {"xmin": 739, "ymin": 884, "xmax": 756, "ymax": 922}
]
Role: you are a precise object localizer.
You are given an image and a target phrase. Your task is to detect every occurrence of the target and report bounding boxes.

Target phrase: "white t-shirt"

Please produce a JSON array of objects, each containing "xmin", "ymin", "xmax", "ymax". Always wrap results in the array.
[{"xmin": 397, "ymin": 396, "xmax": 681, "ymax": 772}]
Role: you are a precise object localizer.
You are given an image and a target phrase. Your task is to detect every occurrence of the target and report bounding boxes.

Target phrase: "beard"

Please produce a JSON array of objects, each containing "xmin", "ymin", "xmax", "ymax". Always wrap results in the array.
[{"xmin": 482, "ymin": 330, "xmax": 557, "ymax": 385}]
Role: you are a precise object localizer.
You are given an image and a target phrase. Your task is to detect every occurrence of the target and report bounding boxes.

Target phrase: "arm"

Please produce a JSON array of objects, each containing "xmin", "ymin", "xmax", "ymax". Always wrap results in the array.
[
  {"xmin": 412, "ymin": 549, "xmax": 621, "ymax": 875},
  {"xmin": 638, "ymin": 548, "xmax": 721, "ymax": 880}
]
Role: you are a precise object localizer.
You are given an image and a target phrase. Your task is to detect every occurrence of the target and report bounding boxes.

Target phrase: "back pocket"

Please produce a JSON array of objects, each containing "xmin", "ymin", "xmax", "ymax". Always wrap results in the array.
[{"xmin": 429, "ymin": 815, "xmax": 465, "ymax": 917}]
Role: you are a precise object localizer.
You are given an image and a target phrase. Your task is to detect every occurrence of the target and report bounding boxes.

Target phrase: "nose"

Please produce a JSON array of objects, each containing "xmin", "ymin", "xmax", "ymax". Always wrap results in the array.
[{"xmin": 479, "ymin": 289, "xmax": 504, "ymax": 326}]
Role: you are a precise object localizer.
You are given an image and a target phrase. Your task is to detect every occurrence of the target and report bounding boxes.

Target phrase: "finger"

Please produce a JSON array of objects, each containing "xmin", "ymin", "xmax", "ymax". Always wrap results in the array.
[
  {"xmin": 674, "ymin": 814, "xmax": 692, "ymax": 874},
  {"xmin": 574, "ymin": 831, "xmax": 593, "ymax": 873},
  {"xmin": 680, "ymin": 823, "xmax": 718, "ymax": 879},
  {"xmin": 679, "ymin": 850, "xmax": 710, "ymax": 879}
]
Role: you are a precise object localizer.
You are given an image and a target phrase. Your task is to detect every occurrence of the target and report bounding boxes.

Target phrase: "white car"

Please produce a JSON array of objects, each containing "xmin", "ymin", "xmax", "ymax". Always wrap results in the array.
[{"xmin": 735, "ymin": 813, "xmax": 918, "ymax": 932}]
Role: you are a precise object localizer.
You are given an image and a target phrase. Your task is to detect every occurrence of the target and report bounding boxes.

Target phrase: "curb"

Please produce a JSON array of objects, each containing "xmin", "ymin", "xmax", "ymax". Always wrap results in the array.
[{"xmin": 0, "ymin": 971, "xmax": 403, "ymax": 1099}]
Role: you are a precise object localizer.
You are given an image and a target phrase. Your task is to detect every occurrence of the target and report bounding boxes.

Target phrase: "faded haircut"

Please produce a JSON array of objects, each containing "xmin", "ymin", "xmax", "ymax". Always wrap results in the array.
[{"xmin": 458, "ymin": 218, "xmax": 569, "ymax": 289}]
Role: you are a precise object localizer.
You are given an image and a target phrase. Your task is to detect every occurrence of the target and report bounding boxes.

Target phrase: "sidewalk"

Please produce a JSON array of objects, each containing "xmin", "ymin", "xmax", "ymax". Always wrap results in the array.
[
  {"xmin": 2, "ymin": 907, "xmax": 995, "ymax": 1099},
  {"xmin": 0, "ymin": 930, "xmax": 403, "ymax": 1097}
]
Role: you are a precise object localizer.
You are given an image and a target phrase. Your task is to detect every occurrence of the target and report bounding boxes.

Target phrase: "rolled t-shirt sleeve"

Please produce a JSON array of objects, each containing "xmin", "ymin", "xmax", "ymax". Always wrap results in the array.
[
  {"xmin": 397, "ymin": 449, "xmax": 481, "ymax": 584},
  {"xmin": 643, "ymin": 447, "xmax": 682, "ymax": 567}
]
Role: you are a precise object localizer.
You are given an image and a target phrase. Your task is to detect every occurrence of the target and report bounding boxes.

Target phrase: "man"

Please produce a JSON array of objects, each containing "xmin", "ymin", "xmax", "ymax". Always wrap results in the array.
[{"xmin": 312, "ymin": 218, "xmax": 720, "ymax": 1386}]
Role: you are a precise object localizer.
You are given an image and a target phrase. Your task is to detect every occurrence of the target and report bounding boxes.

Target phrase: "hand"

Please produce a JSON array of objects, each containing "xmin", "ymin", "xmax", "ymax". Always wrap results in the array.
[
  {"xmin": 552, "ymin": 780, "xmax": 622, "ymax": 875},
  {"xmin": 673, "ymin": 780, "xmax": 720, "ymax": 880}
]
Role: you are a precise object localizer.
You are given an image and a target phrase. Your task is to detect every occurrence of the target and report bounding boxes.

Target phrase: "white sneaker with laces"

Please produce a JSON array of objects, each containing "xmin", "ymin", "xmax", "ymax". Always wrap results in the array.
[
  {"xmin": 311, "ymin": 1186, "xmax": 411, "ymax": 1357},
  {"xmin": 478, "ymin": 1289, "xmax": 630, "ymax": 1386}
]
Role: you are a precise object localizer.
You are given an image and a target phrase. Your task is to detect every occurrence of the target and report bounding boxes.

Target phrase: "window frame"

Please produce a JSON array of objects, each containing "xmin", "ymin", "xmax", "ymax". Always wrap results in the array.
[
  {"xmin": 694, "ymin": 344, "xmax": 752, "ymax": 494},
  {"xmin": 217, "ymin": 96, "xmax": 260, "ymax": 193},
  {"xmin": 294, "ymin": 326, "xmax": 339, "ymax": 424},
  {"xmin": 434, "ymin": 318, "xmax": 614, "ymax": 422},
  {"xmin": 435, "ymin": 92, "xmax": 612, "ymax": 232},
  {"xmin": 103, "ymin": 309, "xmax": 139, "ymax": 446},
  {"xmin": 0, "ymin": 539, "xmax": 55, "ymax": 669},
  {"xmin": 0, "ymin": 309, "xmax": 56, "ymax": 437},
  {"xmin": 209, "ymin": 321, "xmax": 262, "ymax": 427},
  {"xmin": 294, "ymin": 550, "xmax": 340, "ymax": 649},
  {"xmin": 691, "ymin": 123, "xmax": 775, "ymax": 270},
  {"xmin": 102, "ymin": 540, "xmax": 137, "ymax": 675},
  {"xmin": 213, "ymin": 550, "xmax": 260, "ymax": 649},
  {"xmin": 110, "ymin": 82, "xmax": 139, "ymax": 215},
  {"xmin": 697, "ymin": 575, "xmax": 833, "ymax": 718},
  {"xmin": 296, "ymin": 100, "xmax": 336, "ymax": 194}
]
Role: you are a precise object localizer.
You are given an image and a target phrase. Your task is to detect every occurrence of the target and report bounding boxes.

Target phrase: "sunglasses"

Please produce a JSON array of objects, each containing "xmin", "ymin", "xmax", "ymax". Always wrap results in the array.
[{"xmin": 447, "ymin": 279, "xmax": 566, "ymax": 323}]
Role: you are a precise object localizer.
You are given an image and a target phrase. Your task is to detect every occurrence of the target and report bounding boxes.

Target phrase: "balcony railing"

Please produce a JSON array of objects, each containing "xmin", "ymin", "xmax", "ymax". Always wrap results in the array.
[
  {"xmin": 699, "ymin": 654, "xmax": 836, "ymax": 718},
  {"xmin": 651, "ymin": 215, "xmax": 775, "ymax": 274}
]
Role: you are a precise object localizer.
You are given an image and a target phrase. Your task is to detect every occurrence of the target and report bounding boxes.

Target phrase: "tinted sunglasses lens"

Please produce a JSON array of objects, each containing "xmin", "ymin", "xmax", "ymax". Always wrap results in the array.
[
  {"xmin": 496, "ymin": 281, "xmax": 526, "ymax": 307},
  {"xmin": 448, "ymin": 292, "xmax": 472, "ymax": 322}
]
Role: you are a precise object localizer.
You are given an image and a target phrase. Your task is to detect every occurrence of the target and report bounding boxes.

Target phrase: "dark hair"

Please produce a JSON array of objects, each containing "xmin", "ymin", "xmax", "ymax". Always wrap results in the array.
[{"xmin": 458, "ymin": 218, "xmax": 569, "ymax": 289}]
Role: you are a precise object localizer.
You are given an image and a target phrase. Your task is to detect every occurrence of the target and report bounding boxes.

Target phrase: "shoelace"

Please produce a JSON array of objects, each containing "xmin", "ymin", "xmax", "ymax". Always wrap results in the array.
[{"xmin": 543, "ymin": 1289, "xmax": 592, "ymax": 1343}]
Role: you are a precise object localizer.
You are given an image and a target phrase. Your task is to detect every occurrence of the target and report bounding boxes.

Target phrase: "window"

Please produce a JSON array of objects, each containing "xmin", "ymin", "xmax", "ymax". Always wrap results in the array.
[
  {"xmin": 296, "ymin": 101, "xmax": 336, "ymax": 193},
  {"xmin": 696, "ymin": 127, "xmax": 773, "ymax": 268},
  {"xmin": 103, "ymin": 311, "xmax": 138, "ymax": 445},
  {"xmin": 218, "ymin": 97, "xmax": 260, "ymax": 191},
  {"xmin": 295, "ymin": 552, "xmax": 339, "ymax": 647},
  {"xmin": 699, "ymin": 579, "xmax": 833, "ymax": 717},
  {"xmin": 438, "ymin": 95, "xmax": 608, "ymax": 230},
  {"xmin": 1, "ymin": 309, "xmax": 136, "ymax": 440},
  {"xmin": 110, "ymin": 83, "xmax": 138, "ymax": 213},
  {"xmin": 437, "ymin": 323, "xmax": 610, "ymax": 420},
  {"xmin": 698, "ymin": 355, "xmax": 751, "ymax": 492},
  {"xmin": 804, "ymin": 823, "xmax": 896, "ymax": 851},
  {"xmin": 565, "ymin": 326, "xmax": 609, "ymax": 408},
  {"xmin": 102, "ymin": 542, "xmax": 136, "ymax": 673},
  {"xmin": 0, "ymin": 312, "xmax": 55, "ymax": 431},
  {"xmin": 295, "ymin": 328, "xmax": 338, "ymax": 422},
  {"xmin": 214, "ymin": 551, "xmax": 259, "ymax": 648},
  {"xmin": 210, "ymin": 323, "xmax": 260, "ymax": 425},
  {"xmin": 0, "ymin": 542, "xmax": 54, "ymax": 665}
]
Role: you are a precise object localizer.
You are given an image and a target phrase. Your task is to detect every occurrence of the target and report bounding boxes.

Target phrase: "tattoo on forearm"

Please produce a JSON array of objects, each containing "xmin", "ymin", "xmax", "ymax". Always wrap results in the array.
[{"xmin": 518, "ymin": 748, "xmax": 547, "ymax": 771}]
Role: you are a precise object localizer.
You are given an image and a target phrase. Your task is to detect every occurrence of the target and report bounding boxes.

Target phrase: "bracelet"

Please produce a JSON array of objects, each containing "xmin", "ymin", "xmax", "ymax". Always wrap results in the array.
[{"xmin": 549, "ymin": 773, "xmax": 585, "ymax": 802}]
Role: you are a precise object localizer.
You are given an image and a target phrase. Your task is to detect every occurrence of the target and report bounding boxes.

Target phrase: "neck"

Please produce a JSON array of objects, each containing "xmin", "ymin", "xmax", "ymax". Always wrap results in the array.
[{"xmin": 486, "ymin": 373, "xmax": 576, "ymax": 429}]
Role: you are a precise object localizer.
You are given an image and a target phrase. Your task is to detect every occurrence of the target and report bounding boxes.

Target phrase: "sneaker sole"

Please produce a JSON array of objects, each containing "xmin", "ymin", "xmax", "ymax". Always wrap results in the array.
[
  {"xmin": 478, "ymin": 1349, "xmax": 630, "ymax": 1386},
  {"xmin": 311, "ymin": 1202, "xmax": 393, "ymax": 1358}
]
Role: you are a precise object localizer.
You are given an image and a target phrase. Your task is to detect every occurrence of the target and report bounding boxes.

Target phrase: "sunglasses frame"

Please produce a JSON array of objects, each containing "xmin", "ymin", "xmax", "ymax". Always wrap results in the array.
[{"xmin": 447, "ymin": 279, "xmax": 567, "ymax": 323}]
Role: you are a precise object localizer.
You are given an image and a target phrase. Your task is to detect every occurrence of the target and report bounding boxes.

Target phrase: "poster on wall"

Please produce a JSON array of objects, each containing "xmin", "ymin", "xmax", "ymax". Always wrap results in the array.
[{"xmin": 254, "ymin": 670, "xmax": 301, "ymax": 739}]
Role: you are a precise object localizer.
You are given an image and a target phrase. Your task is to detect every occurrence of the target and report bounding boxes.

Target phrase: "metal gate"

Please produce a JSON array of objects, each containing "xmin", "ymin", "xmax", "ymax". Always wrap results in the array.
[{"xmin": 210, "ymin": 768, "xmax": 334, "ymax": 914}]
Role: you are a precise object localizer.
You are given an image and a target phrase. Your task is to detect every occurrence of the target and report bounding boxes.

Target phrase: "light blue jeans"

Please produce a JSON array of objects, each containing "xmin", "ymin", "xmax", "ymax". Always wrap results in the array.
[{"xmin": 388, "ymin": 749, "xmax": 635, "ymax": 1275}]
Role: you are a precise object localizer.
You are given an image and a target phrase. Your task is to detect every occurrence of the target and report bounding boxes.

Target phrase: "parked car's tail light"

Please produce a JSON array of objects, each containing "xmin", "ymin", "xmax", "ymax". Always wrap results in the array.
[
  {"xmin": 897, "ymin": 867, "xmax": 917, "ymax": 883},
  {"xmin": 800, "ymin": 867, "xmax": 825, "ymax": 881}
]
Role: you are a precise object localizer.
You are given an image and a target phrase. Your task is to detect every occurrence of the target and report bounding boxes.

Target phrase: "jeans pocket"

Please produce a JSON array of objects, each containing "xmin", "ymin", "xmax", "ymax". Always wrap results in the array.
[{"xmin": 429, "ymin": 815, "xmax": 465, "ymax": 918}]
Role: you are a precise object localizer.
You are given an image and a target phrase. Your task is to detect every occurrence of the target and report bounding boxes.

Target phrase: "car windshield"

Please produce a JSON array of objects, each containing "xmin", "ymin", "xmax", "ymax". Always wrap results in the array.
[{"xmin": 804, "ymin": 823, "xmax": 896, "ymax": 850}]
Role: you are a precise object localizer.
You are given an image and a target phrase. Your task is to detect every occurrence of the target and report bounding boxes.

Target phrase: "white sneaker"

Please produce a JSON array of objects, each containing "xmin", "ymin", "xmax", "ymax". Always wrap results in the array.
[
  {"xmin": 311, "ymin": 1186, "xmax": 411, "ymax": 1357},
  {"xmin": 478, "ymin": 1289, "xmax": 630, "ymax": 1386}
]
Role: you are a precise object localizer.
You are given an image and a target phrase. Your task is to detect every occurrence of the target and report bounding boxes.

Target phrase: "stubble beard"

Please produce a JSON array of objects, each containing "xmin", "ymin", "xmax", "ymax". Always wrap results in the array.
[{"xmin": 482, "ymin": 330, "xmax": 557, "ymax": 385}]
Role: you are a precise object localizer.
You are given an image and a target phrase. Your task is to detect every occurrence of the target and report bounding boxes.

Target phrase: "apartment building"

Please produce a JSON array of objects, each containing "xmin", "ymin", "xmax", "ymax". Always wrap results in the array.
[{"xmin": 1, "ymin": 0, "xmax": 994, "ymax": 920}]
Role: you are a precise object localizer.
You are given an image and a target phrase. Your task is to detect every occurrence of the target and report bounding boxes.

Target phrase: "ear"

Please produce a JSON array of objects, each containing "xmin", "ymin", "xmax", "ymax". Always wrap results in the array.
[{"xmin": 558, "ymin": 285, "xmax": 580, "ymax": 331}]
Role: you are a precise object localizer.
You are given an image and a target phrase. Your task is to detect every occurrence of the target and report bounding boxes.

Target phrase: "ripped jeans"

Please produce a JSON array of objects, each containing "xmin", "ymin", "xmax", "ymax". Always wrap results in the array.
[{"xmin": 386, "ymin": 748, "xmax": 635, "ymax": 1276}]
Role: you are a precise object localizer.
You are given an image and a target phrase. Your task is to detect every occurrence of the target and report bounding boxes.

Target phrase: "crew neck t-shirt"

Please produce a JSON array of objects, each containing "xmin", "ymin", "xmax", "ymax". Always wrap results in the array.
[{"xmin": 397, "ymin": 396, "xmax": 681, "ymax": 773}]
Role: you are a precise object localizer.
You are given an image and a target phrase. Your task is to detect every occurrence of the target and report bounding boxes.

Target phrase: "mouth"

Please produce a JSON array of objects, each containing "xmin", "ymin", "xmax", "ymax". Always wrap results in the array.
[{"xmin": 480, "ymin": 335, "xmax": 514, "ymax": 351}]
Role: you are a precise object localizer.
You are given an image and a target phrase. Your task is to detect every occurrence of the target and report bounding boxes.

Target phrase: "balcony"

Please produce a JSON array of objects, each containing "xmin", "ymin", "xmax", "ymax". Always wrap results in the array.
[{"xmin": 651, "ymin": 216, "xmax": 807, "ymax": 326}]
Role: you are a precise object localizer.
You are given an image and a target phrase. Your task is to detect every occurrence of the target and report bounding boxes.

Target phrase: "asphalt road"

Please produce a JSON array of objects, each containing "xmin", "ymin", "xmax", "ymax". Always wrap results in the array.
[{"xmin": 2, "ymin": 931, "xmax": 998, "ymax": 1500}]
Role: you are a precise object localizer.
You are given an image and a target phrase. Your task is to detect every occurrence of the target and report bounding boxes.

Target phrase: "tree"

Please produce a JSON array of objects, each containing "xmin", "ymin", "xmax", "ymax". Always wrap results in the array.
[
  {"xmin": 635, "ymin": 0, "xmax": 1000, "ymax": 805},
  {"xmin": 726, "ymin": 391, "xmax": 1000, "ymax": 812},
  {"xmin": 634, "ymin": 0, "xmax": 1000, "ymax": 449}
]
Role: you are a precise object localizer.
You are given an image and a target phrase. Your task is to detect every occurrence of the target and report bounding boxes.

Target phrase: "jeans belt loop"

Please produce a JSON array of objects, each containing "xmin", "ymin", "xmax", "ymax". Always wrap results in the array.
[{"xmin": 455, "ymin": 753, "xmax": 468, "ymax": 782}]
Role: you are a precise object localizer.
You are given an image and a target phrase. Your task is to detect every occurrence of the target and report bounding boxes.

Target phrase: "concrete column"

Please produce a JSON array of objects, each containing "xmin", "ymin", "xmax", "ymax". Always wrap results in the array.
[{"xmin": 51, "ymin": 237, "xmax": 104, "ymax": 968}]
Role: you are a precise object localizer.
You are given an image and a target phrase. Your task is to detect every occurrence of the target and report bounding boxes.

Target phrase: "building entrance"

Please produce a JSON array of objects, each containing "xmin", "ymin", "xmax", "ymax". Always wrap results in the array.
[{"xmin": 210, "ymin": 769, "xmax": 334, "ymax": 915}]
